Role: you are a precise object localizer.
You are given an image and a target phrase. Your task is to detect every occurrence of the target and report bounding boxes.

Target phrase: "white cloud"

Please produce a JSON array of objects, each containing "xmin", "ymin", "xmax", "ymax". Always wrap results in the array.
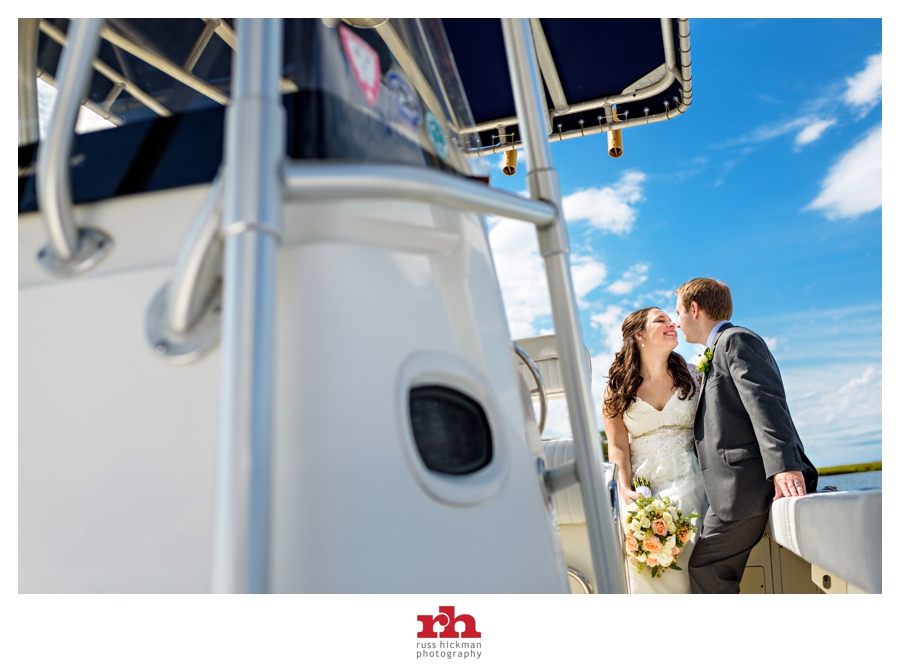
[
  {"xmin": 590, "ymin": 304, "xmax": 626, "ymax": 355},
  {"xmin": 806, "ymin": 124, "xmax": 881, "ymax": 220},
  {"xmin": 606, "ymin": 263, "xmax": 649, "ymax": 295},
  {"xmin": 763, "ymin": 337, "xmax": 778, "ymax": 352},
  {"xmin": 488, "ymin": 218, "xmax": 550, "ymax": 338},
  {"xmin": 782, "ymin": 364, "xmax": 882, "ymax": 467},
  {"xmin": 842, "ymin": 53, "xmax": 882, "ymax": 115},
  {"xmin": 562, "ymin": 171, "xmax": 646, "ymax": 234},
  {"xmin": 794, "ymin": 118, "xmax": 836, "ymax": 147},
  {"xmin": 489, "ymin": 220, "xmax": 607, "ymax": 338},
  {"xmin": 721, "ymin": 115, "xmax": 837, "ymax": 151},
  {"xmin": 570, "ymin": 254, "xmax": 607, "ymax": 306}
]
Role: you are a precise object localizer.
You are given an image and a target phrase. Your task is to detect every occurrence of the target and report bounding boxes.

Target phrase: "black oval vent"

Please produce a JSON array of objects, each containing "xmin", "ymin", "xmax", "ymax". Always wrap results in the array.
[{"xmin": 409, "ymin": 386, "xmax": 493, "ymax": 475}]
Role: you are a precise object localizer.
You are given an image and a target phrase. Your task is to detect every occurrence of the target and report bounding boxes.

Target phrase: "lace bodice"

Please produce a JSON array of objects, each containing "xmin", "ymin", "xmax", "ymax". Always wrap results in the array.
[{"xmin": 621, "ymin": 368, "xmax": 703, "ymax": 489}]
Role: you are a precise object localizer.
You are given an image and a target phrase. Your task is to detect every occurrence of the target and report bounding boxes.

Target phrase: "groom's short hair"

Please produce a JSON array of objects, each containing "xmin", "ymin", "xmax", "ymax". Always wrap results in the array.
[{"xmin": 677, "ymin": 278, "xmax": 733, "ymax": 321}]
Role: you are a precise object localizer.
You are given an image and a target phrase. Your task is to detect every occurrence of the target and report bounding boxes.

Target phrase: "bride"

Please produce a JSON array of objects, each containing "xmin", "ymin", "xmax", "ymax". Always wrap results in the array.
[{"xmin": 602, "ymin": 307, "xmax": 707, "ymax": 594}]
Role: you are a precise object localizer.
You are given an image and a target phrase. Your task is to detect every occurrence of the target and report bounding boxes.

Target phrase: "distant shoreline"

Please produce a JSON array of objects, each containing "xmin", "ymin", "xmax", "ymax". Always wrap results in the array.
[{"xmin": 817, "ymin": 461, "xmax": 882, "ymax": 476}]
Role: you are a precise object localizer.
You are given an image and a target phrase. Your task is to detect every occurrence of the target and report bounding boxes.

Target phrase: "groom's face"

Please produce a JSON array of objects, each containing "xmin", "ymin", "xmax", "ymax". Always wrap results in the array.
[{"xmin": 675, "ymin": 296, "xmax": 702, "ymax": 344}]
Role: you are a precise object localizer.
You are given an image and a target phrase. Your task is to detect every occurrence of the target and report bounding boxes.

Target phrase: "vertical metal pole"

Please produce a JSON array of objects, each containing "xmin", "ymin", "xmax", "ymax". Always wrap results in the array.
[
  {"xmin": 501, "ymin": 18, "xmax": 626, "ymax": 594},
  {"xmin": 19, "ymin": 18, "xmax": 41, "ymax": 146},
  {"xmin": 212, "ymin": 18, "xmax": 285, "ymax": 594}
]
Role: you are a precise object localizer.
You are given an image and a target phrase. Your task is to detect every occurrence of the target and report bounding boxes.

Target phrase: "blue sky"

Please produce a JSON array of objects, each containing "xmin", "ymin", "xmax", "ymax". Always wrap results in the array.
[{"xmin": 484, "ymin": 19, "xmax": 882, "ymax": 467}]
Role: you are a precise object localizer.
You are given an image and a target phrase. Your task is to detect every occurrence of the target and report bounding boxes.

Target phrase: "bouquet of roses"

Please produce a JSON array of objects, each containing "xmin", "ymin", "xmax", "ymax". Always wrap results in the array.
[{"xmin": 623, "ymin": 477, "xmax": 700, "ymax": 578}]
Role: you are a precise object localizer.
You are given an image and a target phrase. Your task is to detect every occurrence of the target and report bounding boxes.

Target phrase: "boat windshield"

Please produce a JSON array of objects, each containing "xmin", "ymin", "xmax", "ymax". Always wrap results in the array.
[{"xmin": 20, "ymin": 19, "xmax": 483, "ymax": 213}]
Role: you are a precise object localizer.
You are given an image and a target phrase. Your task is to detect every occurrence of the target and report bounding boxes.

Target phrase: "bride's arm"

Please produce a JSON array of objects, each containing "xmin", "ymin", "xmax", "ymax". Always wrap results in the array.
[{"xmin": 602, "ymin": 389, "xmax": 639, "ymax": 502}]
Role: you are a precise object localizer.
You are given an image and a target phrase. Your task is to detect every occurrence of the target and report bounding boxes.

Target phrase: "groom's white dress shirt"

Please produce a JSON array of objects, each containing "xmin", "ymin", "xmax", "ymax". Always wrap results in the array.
[{"xmin": 706, "ymin": 321, "xmax": 728, "ymax": 349}]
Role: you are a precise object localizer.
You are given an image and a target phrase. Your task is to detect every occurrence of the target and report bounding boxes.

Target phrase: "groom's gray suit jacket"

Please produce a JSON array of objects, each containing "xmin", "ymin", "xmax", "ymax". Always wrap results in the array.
[{"xmin": 694, "ymin": 323, "xmax": 818, "ymax": 522}]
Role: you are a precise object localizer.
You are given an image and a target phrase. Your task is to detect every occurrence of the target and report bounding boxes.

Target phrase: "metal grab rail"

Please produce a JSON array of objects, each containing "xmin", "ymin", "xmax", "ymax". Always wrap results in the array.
[
  {"xmin": 144, "ymin": 177, "xmax": 224, "ymax": 364},
  {"xmin": 502, "ymin": 18, "xmax": 626, "ymax": 594},
  {"xmin": 567, "ymin": 567, "xmax": 594, "ymax": 594},
  {"xmin": 513, "ymin": 342, "xmax": 547, "ymax": 436},
  {"xmin": 35, "ymin": 17, "xmax": 113, "ymax": 275},
  {"xmin": 283, "ymin": 162, "xmax": 557, "ymax": 226},
  {"xmin": 146, "ymin": 162, "xmax": 559, "ymax": 363}
]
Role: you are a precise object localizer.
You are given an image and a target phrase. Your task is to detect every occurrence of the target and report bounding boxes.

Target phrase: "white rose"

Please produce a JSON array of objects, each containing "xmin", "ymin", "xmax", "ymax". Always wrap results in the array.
[
  {"xmin": 626, "ymin": 502, "xmax": 638, "ymax": 513},
  {"xmin": 634, "ymin": 530, "xmax": 646, "ymax": 541},
  {"xmin": 665, "ymin": 535, "xmax": 676, "ymax": 548},
  {"xmin": 669, "ymin": 506, "xmax": 679, "ymax": 518},
  {"xmin": 667, "ymin": 522, "xmax": 677, "ymax": 534},
  {"xmin": 629, "ymin": 520, "xmax": 641, "ymax": 532},
  {"xmin": 641, "ymin": 517, "xmax": 651, "ymax": 528},
  {"xmin": 662, "ymin": 512, "xmax": 672, "ymax": 522},
  {"xmin": 636, "ymin": 553, "xmax": 646, "ymax": 563},
  {"xmin": 659, "ymin": 553, "xmax": 673, "ymax": 567}
]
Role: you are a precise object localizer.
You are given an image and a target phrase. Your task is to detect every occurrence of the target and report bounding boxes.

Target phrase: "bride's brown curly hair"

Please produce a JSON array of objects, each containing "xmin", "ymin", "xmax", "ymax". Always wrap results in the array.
[{"xmin": 603, "ymin": 307, "xmax": 696, "ymax": 418}]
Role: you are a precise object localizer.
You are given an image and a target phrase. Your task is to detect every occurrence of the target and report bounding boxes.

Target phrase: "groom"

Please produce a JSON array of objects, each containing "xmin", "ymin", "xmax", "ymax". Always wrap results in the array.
[{"xmin": 675, "ymin": 278, "xmax": 818, "ymax": 594}]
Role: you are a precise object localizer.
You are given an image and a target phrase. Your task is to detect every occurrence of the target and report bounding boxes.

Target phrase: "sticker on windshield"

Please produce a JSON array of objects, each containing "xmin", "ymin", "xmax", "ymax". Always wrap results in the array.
[
  {"xmin": 339, "ymin": 24, "xmax": 380, "ymax": 106},
  {"xmin": 386, "ymin": 69, "xmax": 421, "ymax": 128},
  {"xmin": 425, "ymin": 111, "xmax": 449, "ymax": 160}
]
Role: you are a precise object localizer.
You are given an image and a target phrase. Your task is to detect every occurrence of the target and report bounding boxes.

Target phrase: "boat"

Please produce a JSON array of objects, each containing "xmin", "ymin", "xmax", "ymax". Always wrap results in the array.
[{"xmin": 17, "ymin": 18, "xmax": 880, "ymax": 594}]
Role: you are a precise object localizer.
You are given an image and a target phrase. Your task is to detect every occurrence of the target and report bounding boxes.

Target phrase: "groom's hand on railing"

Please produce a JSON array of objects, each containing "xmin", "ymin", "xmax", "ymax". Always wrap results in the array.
[{"xmin": 773, "ymin": 470, "xmax": 807, "ymax": 500}]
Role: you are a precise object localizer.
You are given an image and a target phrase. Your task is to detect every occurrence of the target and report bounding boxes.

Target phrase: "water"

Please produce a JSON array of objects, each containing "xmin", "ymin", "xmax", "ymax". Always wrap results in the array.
[{"xmin": 817, "ymin": 470, "xmax": 881, "ymax": 491}]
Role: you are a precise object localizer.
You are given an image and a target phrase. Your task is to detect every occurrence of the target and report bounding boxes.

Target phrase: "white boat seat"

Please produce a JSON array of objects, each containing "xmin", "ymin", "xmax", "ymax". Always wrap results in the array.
[
  {"xmin": 768, "ymin": 488, "xmax": 882, "ymax": 594},
  {"xmin": 542, "ymin": 438, "xmax": 586, "ymax": 524}
]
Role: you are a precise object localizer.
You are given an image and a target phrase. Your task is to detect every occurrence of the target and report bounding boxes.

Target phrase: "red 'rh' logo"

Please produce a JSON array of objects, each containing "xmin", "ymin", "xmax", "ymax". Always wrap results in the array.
[{"xmin": 417, "ymin": 606, "xmax": 481, "ymax": 638}]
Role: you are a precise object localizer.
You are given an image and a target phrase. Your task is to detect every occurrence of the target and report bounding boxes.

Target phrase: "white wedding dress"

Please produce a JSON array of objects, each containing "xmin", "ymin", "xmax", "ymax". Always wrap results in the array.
[{"xmin": 620, "ymin": 368, "xmax": 707, "ymax": 594}]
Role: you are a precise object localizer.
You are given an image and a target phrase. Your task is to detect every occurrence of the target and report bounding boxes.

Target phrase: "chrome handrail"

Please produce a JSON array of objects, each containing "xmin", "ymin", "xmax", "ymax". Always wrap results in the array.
[
  {"xmin": 567, "ymin": 566, "xmax": 594, "ymax": 594},
  {"xmin": 146, "ymin": 162, "xmax": 559, "ymax": 364},
  {"xmin": 603, "ymin": 461, "xmax": 628, "ymax": 590},
  {"xmin": 283, "ymin": 162, "xmax": 557, "ymax": 226},
  {"xmin": 166, "ymin": 177, "xmax": 224, "ymax": 335},
  {"xmin": 144, "ymin": 176, "xmax": 223, "ymax": 364},
  {"xmin": 513, "ymin": 341, "xmax": 547, "ymax": 436},
  {"xmin": 35, "ymin": 17, "xmax": 113, "ymax": 275}
]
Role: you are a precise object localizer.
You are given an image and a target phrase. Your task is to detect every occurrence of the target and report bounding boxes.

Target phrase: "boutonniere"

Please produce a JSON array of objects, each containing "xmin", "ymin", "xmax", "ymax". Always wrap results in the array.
[{"xmin": 696, "ymin": 347, "xmax": 714, "ymax": 375}]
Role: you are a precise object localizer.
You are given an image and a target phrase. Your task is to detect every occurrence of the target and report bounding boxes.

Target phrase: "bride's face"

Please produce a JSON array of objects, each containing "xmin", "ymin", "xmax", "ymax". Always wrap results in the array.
[{"xmin": 639, "ymin": 309, "xmax": 679, "ymax": 352}]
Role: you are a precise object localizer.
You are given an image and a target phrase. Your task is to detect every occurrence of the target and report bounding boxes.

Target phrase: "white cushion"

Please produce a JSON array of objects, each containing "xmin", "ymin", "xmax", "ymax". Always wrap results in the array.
[
  {"xmin": 768, "ymin": 489, "xmax": 881, "ymax": 594},
  {"xmin": 542, "ymin": 439, "xmax": 586, "ymax": 524}
]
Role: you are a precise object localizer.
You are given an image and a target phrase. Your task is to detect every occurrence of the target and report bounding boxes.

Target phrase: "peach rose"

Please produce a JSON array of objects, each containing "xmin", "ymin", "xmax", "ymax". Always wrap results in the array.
[
  {"xmin": 642, "ymin": 537, "xmax": 663, "ymax": 553},
  {"xmin": 624, "ymin": 535, "xmax": 639, "ymax": 554},
  {"xmin": 671, "ymin": 546, "xmax": 682, "ymax": 555},
  {"xmin": 651, "ymin": 519, "xmax": 668, "ymax": 535},
  {"xmin": 646, "ymin": 556, "xmax": 659, "ymax": 566},
  {"xmin": 678, "ymin": 529, "xmax": 691, "ymax": 543}
]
